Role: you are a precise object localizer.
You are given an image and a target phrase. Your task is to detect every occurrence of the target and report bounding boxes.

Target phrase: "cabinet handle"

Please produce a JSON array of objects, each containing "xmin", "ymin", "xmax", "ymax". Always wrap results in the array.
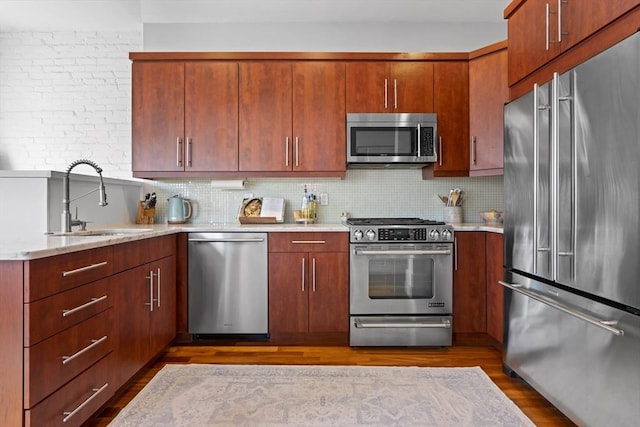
[
  {"xmin": 301, "ymin": 257, "xmax": 305, "ymax": 292},
  {"xmin": 145, "ymin": 270, "xmax": 155, "ymax": 312},
  {"xmin": 312, "ymin": 257, "xmax": 316, "ymax": 292},
  {"xmin": 295, "ymin": 137, "xmax": 300, "ymax": 167},
  {"xmin": 61, "ymin": 335, "xmax": 108, "ymax": 365},
  {"xmin": 62, "ymin": 261, "xmax": 108, "ymax": 277},
  {"xmin": 186, "ymin": 137, "xmax": 192, "ymax": 167},
  {"xmin": 176, "ymin": 137, "xmax": 183, "ymax": 167},
  {"xmin": 156, "ymin": 267, "xmax": 160, "ymax": 308},
  {"xmin": 285, "ymin": 136, "xmax": 289, "ymax": 167},
  {"xmin": 291, "ymin": 240, "xmax": 326, "ymax": 244},
  {"xmin": 384, "ymin": 78, "xmax": 388, "ymax": 109},
  {"xmin": 545, "ymin": 3, "xmax": 550, "ymax": 50},
  {"xmin": 393, "ymin": 79, "xmax": 398, "ymax": 109},
  {"xmin": 438, "ymin": 136, "xmax": 443, "ymax": 166},
  {"xmin": 62, "ymin": 295, "xmax": 108, "ymax": 317},
  {"xmin": 471, "ymin": 136, "xmax": 477, "ymax": 165},
  {"xmin": 62, "ymin": 382, "xmax": 109, "ymax": 423}
]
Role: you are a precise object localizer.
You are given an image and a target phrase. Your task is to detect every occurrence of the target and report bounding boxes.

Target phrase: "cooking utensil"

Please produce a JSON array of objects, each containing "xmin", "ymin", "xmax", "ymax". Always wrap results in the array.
[
  {"xmin": 438, "ymin": 194, "xmax": 448, "ymax": 205},
  {"xmin": 450, "ymin": 191, "xmax": 459, "ymax": 207}
]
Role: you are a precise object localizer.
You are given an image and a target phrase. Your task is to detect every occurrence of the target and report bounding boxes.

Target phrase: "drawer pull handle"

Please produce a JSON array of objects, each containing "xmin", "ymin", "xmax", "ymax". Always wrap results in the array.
[
  {"xmin": 62, "ymin": 295, "xmax": 108, "ymax": 317},
  {"xmin": 291, "ymin": 240, "xmax": 326, "ymax": 244},
  {"xmin": 62, "ymin": 382, "xmax": 109, "ymax": 423},
  {"xmin": 62, "ymin": 335, "xmax": 108, "ymax": 365},
  {"xmin": 62, "ymin": 261, "xmax": 108, "ymax": 277}
]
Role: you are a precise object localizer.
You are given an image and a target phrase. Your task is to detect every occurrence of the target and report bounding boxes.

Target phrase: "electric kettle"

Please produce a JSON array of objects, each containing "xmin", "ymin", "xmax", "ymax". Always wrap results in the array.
[{"xmin": 167, "ymin": 195, "xmax": 192, "ymax": 224}]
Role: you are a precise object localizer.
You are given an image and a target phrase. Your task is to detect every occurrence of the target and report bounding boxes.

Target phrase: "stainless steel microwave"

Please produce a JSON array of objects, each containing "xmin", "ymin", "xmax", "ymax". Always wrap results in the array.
[{"xmin": 346, "ymin": 113, "xmax": 437, "ymax": 167}]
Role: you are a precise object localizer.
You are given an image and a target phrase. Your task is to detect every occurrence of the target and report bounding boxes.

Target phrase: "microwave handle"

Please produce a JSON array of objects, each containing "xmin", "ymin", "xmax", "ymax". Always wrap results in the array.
[{"xmin": 417, "ymin": 124, "xmax": 421, "ymax": 157}]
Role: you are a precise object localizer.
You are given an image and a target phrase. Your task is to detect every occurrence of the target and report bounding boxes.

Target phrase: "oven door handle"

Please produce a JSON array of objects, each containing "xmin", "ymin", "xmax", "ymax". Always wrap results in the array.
[
  {"xmin": 354, "ymin": 319, "xmax": 451, "ymax": 329},
  {"xmin": 354, "ymin": 249, "xmax": 451, "ymax": 256}
]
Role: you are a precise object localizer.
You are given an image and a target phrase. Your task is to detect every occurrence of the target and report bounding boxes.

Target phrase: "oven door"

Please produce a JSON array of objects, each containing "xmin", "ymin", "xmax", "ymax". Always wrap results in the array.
[{"xmin": 350, "ymin": 243, "xmax": 453, "ymax": 315}]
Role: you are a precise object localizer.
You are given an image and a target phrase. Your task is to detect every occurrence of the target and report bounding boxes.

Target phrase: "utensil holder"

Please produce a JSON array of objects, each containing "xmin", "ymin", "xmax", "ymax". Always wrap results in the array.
[
  {"xmin": 136, "ymin": 201, "xmax": 155, "ymax": 224},
  {"xmin": 444, "ymin": 206, "xmax": 463, "ymax": 224}
]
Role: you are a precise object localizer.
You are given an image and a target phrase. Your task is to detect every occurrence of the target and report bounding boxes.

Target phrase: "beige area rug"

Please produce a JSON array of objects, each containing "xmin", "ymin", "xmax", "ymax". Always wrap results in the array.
[{"xmin": 108, "ymin": 364, "xmax": 535, "ymax": 427}]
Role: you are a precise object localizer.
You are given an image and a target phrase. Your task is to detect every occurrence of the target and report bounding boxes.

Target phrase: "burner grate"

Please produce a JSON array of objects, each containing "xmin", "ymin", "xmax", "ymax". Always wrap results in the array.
[{"xmin": 345, "ymin": 217, "xmax": 445, "ymax": 226}]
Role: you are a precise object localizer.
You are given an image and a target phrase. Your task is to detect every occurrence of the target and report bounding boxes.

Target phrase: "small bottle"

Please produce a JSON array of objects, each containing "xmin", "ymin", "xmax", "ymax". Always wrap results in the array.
[
  {"xmin": 301, "ymin": 186, "xmax": 309, "ymax": 218},
  {"xmin": 309, "ymin": 194, "xmax": 317, "ymax": 220}
]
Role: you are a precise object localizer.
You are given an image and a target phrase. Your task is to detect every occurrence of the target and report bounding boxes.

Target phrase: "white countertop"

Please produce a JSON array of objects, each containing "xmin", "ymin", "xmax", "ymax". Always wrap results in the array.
[
  {"xmin": 0, "ymin": 223, "xmax": 349, "ymax": 260},
  {"xmin": 0, "ymin": 221, "xmax": 502, "ymax": 261}
]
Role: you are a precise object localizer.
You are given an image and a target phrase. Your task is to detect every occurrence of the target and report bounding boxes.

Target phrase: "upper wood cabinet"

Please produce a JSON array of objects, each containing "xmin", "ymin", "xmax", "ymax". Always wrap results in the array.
[
  {"xmin": 506, "ymin": 0, "xmax": 638, "ymax": 86},
  {"xmin": 423, "ymin": 61, "xmax": 470, "ymax": 178},
  {"xmin": 132, "ymin": 61, "xmax": 239, "ymax": 175},
  {"xmin": 469, "ymin": 44, "xmax": 508, "ymax": 176},
  {"xmin": 239, "ymin": 61, "xmax": 346, "ymax": 175},
  {"xmin": 346, "ymin": 62, "xmax": 434, "ymax": 113}
]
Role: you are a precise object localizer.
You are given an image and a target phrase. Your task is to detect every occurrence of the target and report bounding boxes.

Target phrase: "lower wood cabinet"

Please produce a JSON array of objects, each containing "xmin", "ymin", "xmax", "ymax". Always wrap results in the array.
[
  {"xmin": 112, "ymin": 254, "xmax": 175, "ymax": 390},
  {"xmin": 485, "ymin": 232, "xmax": 504, "ymax": 344},
  {"xmin": 452, "ymin": 231, "xmax": 505, "ymax": 344},
  {"xmin": 453, "ymin": 232, "xmax": 487, "ymax": 333},
  {"xmin": 268, "ymin": 232, "xmax": 349, "ymax": 341},
  {"xmin": 0, "ymin": 234, "xmax": 177, "ymax": 427}
]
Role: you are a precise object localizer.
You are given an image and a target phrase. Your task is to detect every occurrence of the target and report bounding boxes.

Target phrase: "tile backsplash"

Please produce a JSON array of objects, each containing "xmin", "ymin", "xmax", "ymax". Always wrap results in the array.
[{"xmin": 145, "ymin": 169, "xmax": 503, "ymax": 225}]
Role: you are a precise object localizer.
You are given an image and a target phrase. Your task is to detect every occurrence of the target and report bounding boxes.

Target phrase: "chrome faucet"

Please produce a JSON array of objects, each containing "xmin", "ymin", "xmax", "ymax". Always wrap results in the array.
[{"xmin": 62, "ymin": 159, "xmax": 108, "ymax": 232}]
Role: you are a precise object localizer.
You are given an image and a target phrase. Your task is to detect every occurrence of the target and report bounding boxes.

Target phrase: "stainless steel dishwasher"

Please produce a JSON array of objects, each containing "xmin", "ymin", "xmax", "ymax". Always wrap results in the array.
[{"xmin": 188, "ymin": 232, "xmax": 268, "ymax": 336}]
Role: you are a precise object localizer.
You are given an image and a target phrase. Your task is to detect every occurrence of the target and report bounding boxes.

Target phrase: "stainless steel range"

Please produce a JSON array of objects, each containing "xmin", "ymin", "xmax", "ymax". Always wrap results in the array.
[{"xmin": 347, "ymin": 218, "xmax": 453, "ymax": 347}]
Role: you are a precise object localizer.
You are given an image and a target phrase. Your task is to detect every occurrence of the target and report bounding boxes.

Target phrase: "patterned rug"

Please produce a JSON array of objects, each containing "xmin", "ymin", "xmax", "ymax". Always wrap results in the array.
[{"xmin": 108, "ymin": 364, "xmax": 534, "ymax": 426}]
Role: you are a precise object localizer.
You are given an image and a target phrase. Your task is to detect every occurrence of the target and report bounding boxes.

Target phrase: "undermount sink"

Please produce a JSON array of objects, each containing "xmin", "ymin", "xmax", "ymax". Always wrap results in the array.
[{"xmin": 50, "ymin": 228, "xmax": 154, "ymax": 237}]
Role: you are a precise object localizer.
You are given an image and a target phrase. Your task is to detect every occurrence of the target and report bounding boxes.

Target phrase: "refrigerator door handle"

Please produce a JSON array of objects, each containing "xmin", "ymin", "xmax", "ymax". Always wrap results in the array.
[{"xmin": 499, "ymin": 281, "xmax": 625, "ymax": 336}]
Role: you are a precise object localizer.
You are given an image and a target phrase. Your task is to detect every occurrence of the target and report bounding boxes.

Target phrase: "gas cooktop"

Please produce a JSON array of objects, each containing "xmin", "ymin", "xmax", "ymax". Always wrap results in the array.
[{"xmin": 345, "ymin": 217, "xmax": 445, "ymax": 226}]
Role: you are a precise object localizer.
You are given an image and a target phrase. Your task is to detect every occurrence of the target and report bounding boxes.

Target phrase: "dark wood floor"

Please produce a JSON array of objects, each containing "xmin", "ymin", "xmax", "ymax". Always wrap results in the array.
[{"xmin": 85, "ymin": 338, "xmax": 576, "ymax": 426}]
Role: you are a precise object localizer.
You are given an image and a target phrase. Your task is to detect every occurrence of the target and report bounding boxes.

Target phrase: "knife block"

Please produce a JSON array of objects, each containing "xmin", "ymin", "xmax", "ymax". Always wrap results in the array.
[{"xmin": 136, "ymin": 201, "xmax": 156, "ymax": 224}]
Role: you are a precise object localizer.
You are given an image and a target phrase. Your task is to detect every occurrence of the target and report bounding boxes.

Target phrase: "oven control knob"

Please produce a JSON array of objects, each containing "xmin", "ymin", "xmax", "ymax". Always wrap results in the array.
[
  {"xmin": 366, "ymin": 229, "xmax": 376, "ymax": 241},
  {"xmin": 441, "ymin": 229, "xmax": 452, "ymax": 241},
  {"xmin": 353, "ymin": 230, "xmax": 363, "ymax": 241},
  {"xmin": 429, "ymin": 229, "xmax": 440, "ymax": 240}
]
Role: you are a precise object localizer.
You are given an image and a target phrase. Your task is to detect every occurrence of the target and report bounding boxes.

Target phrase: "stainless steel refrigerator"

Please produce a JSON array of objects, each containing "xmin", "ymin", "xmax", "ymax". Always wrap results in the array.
[{"xmin": 503, "ymin": 31, "xmax": 640, "ymax": 427}]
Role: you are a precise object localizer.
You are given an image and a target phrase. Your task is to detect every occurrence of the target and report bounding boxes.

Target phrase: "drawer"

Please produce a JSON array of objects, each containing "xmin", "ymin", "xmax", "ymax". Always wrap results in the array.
[
  {"xmin": 111, "ymin": 234, "xmax": 176, "ymax": 273},
  {"xmin": 24, "ymin": 278, "xmax": 111, "ymax": 346},
  {"xmin": 25, "ymin": 309, "xmax": 113, "ymax": 407},
  {"xmin": 25, "ymin": 353, "xmax": 113, "ymax": 427},
  {"xmin": 25, "ymin": 246, "xmax": 113, "ymax": 302},
  {"xmin": 268, "ymin": 232, "xmax": 348, "ymax": 253}
]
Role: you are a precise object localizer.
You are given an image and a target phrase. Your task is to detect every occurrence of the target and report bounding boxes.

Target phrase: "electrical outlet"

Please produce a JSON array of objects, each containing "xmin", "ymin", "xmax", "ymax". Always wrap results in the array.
[{"xmin": 320, "ymin": 193, "xmax": 329, "ymax": 205}]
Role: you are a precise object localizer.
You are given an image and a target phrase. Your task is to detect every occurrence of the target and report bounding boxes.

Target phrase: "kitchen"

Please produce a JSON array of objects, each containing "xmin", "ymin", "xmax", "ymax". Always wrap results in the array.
[{"xmin": 1, "ymin": 1, "xmax": 638, "ymax": 426}]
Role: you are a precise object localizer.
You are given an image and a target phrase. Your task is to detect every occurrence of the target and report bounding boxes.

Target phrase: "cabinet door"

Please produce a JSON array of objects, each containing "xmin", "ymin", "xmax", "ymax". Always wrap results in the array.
[
  {"xmin": 111, "ymin": 265, "xmax": 150, "ymax": 389},
  {"xmin": 185, "ymin": 62, "xmax": 239, "ymax": 171},
  {"xmin": 268, "ymin": 252, "xmax": 309, "ymax": 333},
  {"xmin": 148, "ymin": 256, "xmax": 176, "ymax": 357},
  {"xmin": 469, "ymin": 49, "xmax": 508, "ymax": 175},
  {"xmin": 507, "ymin": 0, "xmax": 561, "ymax": 85},
  {"xmin": 239, "ymin": 62, "xmax": 293, "ymax": 172},
  {"xmin": 486, "ymin": 233, "xmax": 504, "ymax": 344},
  {"xmin": 453, "ymin": 232, "xmax": 486, "ymax": 333},
  {"xmin": 390, "ymin": 62, "xmax": 435, "ymax": 112},
  {"xmin": 430, "ymin": 61, "xmax": 469, "ymax": 177},
  {"xmin": 561, "ymin": 0, "xmax": 639, "ymax": 51},
  {"xmin": 132, "ymin": 61, "xmax": 185, "ymax": 172},
  {"xmin": 308, "ymin": 252, "xmax": 349, "ymax": 333},
  {"xmin": 345, "ymin": 62, "xmax": 388, "ymax": 112},
  {"xmin": 292, "ymin": 62, "xmax": 346, "ymax": 172}
]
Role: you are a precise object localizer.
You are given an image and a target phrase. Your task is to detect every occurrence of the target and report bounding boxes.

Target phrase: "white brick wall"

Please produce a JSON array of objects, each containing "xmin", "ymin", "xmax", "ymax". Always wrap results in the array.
[{"xmin": 0, "ymin": 31, "xmax": 142, "ymax": 178}]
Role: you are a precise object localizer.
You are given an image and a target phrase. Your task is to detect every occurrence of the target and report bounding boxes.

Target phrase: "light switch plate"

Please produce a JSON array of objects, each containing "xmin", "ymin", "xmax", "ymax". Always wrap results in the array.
[{"xmin": 320, "ymin": 193, "xmax": 329, "ymax": 205}]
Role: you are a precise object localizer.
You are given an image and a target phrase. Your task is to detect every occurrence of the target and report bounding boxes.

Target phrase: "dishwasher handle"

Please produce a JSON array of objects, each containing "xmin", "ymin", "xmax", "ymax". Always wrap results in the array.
[{"xmin": 189, "ymin": 238, "xmax": 265, "ymax": 243}]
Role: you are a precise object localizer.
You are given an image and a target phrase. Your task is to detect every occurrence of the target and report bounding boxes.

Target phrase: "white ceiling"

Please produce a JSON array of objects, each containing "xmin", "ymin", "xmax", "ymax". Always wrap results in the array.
[{"xmin": 0, "ymin": 0, "xmax": 510, "ymax": 31}]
